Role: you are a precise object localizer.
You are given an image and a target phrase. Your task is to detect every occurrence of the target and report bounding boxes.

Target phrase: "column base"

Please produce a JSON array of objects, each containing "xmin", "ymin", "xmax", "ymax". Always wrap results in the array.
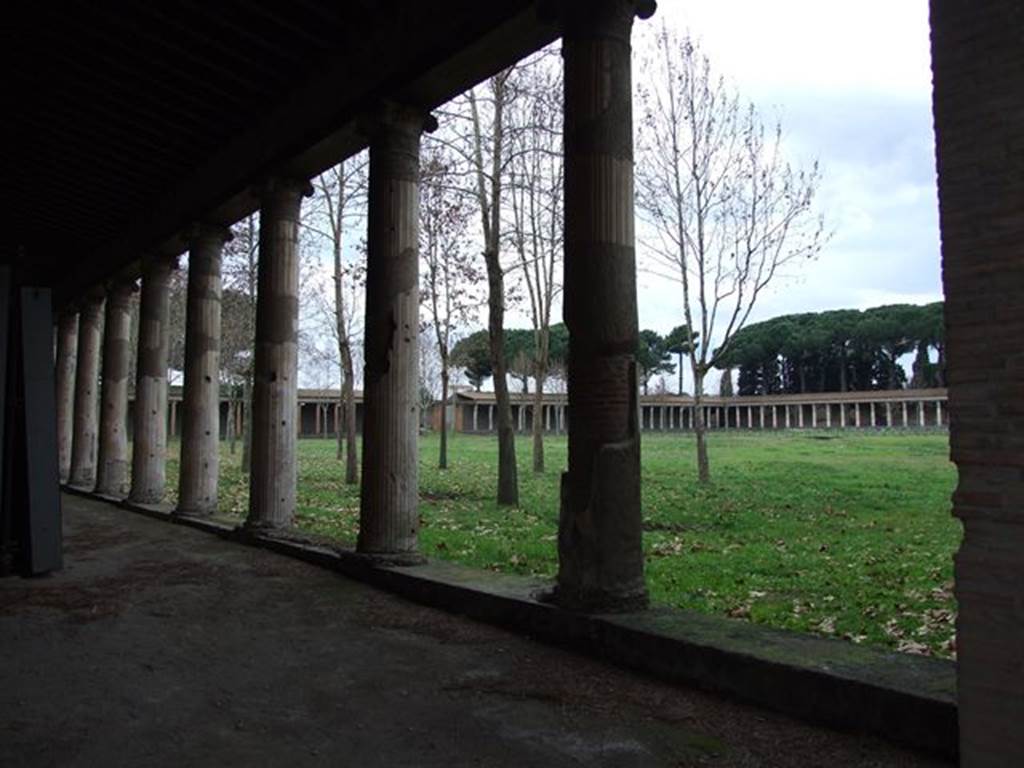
[
  {"xmin": 543, "ymin": 584, "xmax": 649, "ymax": 614},
  {"xmin": 127, "ymin": 490, "xmax": 166, "ymax": 506},
  {"xmin": 350, "ymin": 550, "xmax": 427, "ymax": 568},
  {"xmin": 173, "ymin": 506, "xmax": 217, "ymax": 520}
]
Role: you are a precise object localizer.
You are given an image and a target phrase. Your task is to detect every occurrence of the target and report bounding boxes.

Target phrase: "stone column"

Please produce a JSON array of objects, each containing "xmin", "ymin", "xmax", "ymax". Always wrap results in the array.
[
  {"xmin": 472, "ymin": 404, "xmax": 479, "ymax": 432},
  {"xmin": 840, "ymin": 404, "xmax": 847, "ymax": 428},
  {"xmin": 246, "ymin": 180, "xmax": 309, "ymax": 529},
  {"xmin": 811, "ymin": 404, "xmax": 818, "ymax": 428},
  {"xmin": 886, "ymin": 402, "xmax": 892, "ymax": 428},
  {"xmin": 95, "ymin": 280, "xmax": 135, "ymax": 497},
  {"xmin": 870, "ymin": 401, "xmax": 876, "ymax": 428},
  {"xmin": 177, "ymin": 225, "xmax": 229, "ymax": 517},
  {"xmin": 902, "ymin": 401, "xmax": 908, "ymax": 427},
  {"xmin": 919, "ymin": 400, "xmax": 926, "ymax": 427},
  {"xmin": 357, "ymin": 106, "xmax": 427, "ymax": 558},
  {"xmin": 54, "ymin": 310, "xmax": 78, "ymax": 484},
  {"xmin": 936, "ymin": 400, "xmax": 943, "ymax": 426},
  {"xmin": 68, "ymin": 290, "xmax": 105, "ymax": 488},
  {"xmin": 825, "ymin": 404, "xmax": 832, "ymax": 429},
  {"xmin": 129, "ymin": 255, "xmax": 176, "ymax": 504},
  {"xmin": 557, "ymin": 0, "xmax": 651, "ymax": 612},
  {"xmin": 785, "ymin": 405, "xmax": 791, "ymax": 429}
]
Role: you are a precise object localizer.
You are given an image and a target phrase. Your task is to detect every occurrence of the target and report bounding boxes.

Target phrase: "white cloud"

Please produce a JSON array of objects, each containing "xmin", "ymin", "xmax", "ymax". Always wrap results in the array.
[{"xmin": 635, "ymin": 0, "xmax": 941, "ymax": 342}]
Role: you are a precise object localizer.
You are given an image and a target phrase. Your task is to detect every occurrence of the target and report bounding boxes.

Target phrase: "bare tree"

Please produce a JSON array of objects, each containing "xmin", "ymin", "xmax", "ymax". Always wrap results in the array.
[
  {"xmin": 419, "ymin": 145, "xmax": 482, "ymax": 469},
  {"xmin": 507, "ymin": 55, "xmax": 563, "ymax": 473},
  {"xmin": 222, "ymin": 215, "xmax": 259, "ymax": 471},
  {"xmin": 637, "ymin": 26, "xmax": 826, "ymax": 483},
  {"xmin": 306, "ymin": 155, "xmax": 368, "ymax": 484},
  {"xmin": 431, "ymin": 71, "xmax": 522, "ymax": 504}
]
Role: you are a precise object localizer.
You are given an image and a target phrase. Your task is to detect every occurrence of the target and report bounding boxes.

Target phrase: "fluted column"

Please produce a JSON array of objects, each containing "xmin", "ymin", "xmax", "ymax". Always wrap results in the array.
[
  {"xmin": 177, "ymin": 226, "xmax": 228, "ymax": 516},
  {"xmin": 54, "ymin": 311, "xmax": 79, "ymax": 483},
  {"xmin": 246, "ymin": 180, "xmax": 309, "ymax": 529},
  {"xmin": 357, "ymin": 105, "xmax": 427, "ymax": 558},
  {"xmin": 68, "ymin": 290, "xmax": 105, "ymax": 488},
  {"xmin": 557, "ymin": 0, "xmax": 652, "ymax": 612},
  {"xmin": 129, "ymin": 254, "xmax": 176, "ymax": 504},
  {"xmin": 95, "ymin": 280, "xmax": 135, "ymax": 496}
]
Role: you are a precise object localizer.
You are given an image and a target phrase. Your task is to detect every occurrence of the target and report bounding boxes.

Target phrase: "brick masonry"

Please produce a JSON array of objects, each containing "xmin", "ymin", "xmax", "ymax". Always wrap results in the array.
[{"xmin": 931, "ymin": 1, "xmax": 1024, "ymax": 764}]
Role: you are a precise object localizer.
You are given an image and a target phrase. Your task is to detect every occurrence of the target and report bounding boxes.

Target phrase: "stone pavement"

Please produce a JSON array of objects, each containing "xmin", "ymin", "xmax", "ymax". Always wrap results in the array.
[{"xmin": 0, "ymin": 494, "xmax": 951, "ymax": 767}]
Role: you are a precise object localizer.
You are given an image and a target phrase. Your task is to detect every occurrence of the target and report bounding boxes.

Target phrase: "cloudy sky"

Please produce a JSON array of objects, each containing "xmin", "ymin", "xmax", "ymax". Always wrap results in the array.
[{"xmin": 635, "ymin": 0, "xmax": 941, "ymax": 339}]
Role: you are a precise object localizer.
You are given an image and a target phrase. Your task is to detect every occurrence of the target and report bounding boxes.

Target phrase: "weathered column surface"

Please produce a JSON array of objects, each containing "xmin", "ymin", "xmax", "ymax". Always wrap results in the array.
[
  {"xmin": 357, "ymin": 106, "xmax": 425, "ymax": 559},
  {"xmin": 129, "ymin": 255, "xmax": 176, "ymax": 504},
  {"xmin": 95, "ymin": 280, "xmax": 135, "ymax": 496},
  {"xmin": 246, "ymin": 180, "xmax": 308, "ymax": 529},
  {"xmin": 54, "ymin": 311, "xmax": 79, "ymax": 483},
  {"xmin": 557, "ymin": 0, "xmax": 651, "ymax": 612},
  {"xmin": 177, "ymin": 226, "xmax": 228, "ymax": 516},
  {"xmin": 932, "ymin": 1, "xmax": 1024, "ymax": 763},
  {"xmin": 68, "ymin": 291, "xmax": 105, "ymax": 488}
]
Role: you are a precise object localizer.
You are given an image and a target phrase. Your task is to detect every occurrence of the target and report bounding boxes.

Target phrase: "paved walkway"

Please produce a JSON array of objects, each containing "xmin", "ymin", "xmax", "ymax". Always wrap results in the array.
[{"xmin": 0, "ymin": 495, "xmax": 950, "ymax": 767}]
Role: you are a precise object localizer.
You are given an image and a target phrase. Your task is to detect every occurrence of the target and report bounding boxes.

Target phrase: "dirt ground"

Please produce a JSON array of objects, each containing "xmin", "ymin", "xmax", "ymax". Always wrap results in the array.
[{"xmin": 0, "ymin": 494, "xmax": 952, "ymax": 767}]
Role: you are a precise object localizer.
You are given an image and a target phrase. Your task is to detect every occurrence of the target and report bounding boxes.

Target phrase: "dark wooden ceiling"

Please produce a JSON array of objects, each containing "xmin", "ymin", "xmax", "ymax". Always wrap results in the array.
[{"xmin": 3, "ymin": 0, "xmax": 556, "ymax": 304}]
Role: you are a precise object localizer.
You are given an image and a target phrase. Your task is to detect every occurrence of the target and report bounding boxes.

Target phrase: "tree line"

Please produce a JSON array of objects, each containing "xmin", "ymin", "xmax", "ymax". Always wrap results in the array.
[{"xmin": 717, "ymin": 302, "xmax": 944, "ymax": 396}]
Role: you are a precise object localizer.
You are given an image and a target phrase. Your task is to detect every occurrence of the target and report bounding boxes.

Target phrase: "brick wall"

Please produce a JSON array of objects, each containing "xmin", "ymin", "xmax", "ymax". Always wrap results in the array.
[{"xmin": 931, "ymin": 1, "xmax": 1024, "ymax": 763}]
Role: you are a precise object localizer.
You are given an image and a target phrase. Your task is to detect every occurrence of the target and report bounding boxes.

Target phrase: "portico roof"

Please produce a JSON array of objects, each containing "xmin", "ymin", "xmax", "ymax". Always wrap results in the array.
[{"xmin": 4, "ymin": 1, "xmax": 555, "ymax": 306}]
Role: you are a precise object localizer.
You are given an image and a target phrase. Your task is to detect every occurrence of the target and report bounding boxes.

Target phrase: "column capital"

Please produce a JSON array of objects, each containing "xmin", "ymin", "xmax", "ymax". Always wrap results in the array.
[
  {"xmin": 187, "ymin": 222, "xmax": 233, "ymax": 247},
  {"xmin": 359, "ymin": 101, "xmax": 437, "ymax": 140},
  {"xmin": 258, "ymin": 177, "xmax": 314, "ymax": 205},
  {"xmin": 104, "ymin": 277, "xmax": 138, "ymax": 301},
  {"xmin": 72, "ymin": 286, "xmax": 107, "ymax": 317},
  {"xmin": 141, "ymin": 252, "xmax": 180, "ymax": 275},
  {"xmin": 545, "ymin": 0, "xmax": 656, "ymax": 37}
]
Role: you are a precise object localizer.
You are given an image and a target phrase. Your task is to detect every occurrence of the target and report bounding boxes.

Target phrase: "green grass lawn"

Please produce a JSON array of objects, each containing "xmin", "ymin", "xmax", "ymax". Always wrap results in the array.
[{"xmin": 163, "ymin": 430, "xmax": 959, "ymax": 659}]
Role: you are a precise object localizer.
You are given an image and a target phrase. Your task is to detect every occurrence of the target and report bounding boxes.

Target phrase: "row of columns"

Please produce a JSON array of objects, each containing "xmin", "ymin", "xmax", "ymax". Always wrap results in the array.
[
  {"xmin": 636, "ymin": 400, "xmax": 947, "ymax": 431},
  {"xmin": 55, "ymin": 0, "xmax": 648, "ymax": 611},
  {"xmin": 467, "ymin": 403, "xmax": 567, "ymax": 434}
]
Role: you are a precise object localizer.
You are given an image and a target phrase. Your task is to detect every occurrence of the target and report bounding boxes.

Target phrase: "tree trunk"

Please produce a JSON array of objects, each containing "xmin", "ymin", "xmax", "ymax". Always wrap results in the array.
[
  {"xmin": 531, "ymin": 367, "xmax": 545, "ymax": 473},
  {"xmin": 227, "ymin": 393, "xmax": 236, "ymax": 454},
  {"xmin": 439, "ymin": 367, "xmax": 449, "ymax": 469},
  {"xmin": 485, "ymin": 248, "xmax": 519, "ymax": 506},
  {"xmin": 241, "ymin": 373, "xmax": 253, "ymax": 473},
  {"xmin": 336, "ymin": 394, "xmax": 344, "ymax": 459},
  {"xmin": 694, "ymin": 369, "xmax": 710, "ymax": 484},
  {"xmin": 342, "ymin": 356, "xmax": 357, "ymax": 484}
]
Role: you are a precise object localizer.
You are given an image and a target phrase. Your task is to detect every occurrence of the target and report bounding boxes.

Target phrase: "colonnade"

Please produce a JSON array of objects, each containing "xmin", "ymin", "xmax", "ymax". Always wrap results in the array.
[
  {"xmin": 455, "ymin": 397, "xmax": 947, "ymax": 435},
  {"xmin": 463, "ymin": 402, "xmax": 567, "ymax": 434},
  {"xmin": 635, "ymin": 399, "xmax": 947, "ymax": 431},
  {"xmin": 56, "ymin": 0, "xmax": 647, "ymax": 608}
]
